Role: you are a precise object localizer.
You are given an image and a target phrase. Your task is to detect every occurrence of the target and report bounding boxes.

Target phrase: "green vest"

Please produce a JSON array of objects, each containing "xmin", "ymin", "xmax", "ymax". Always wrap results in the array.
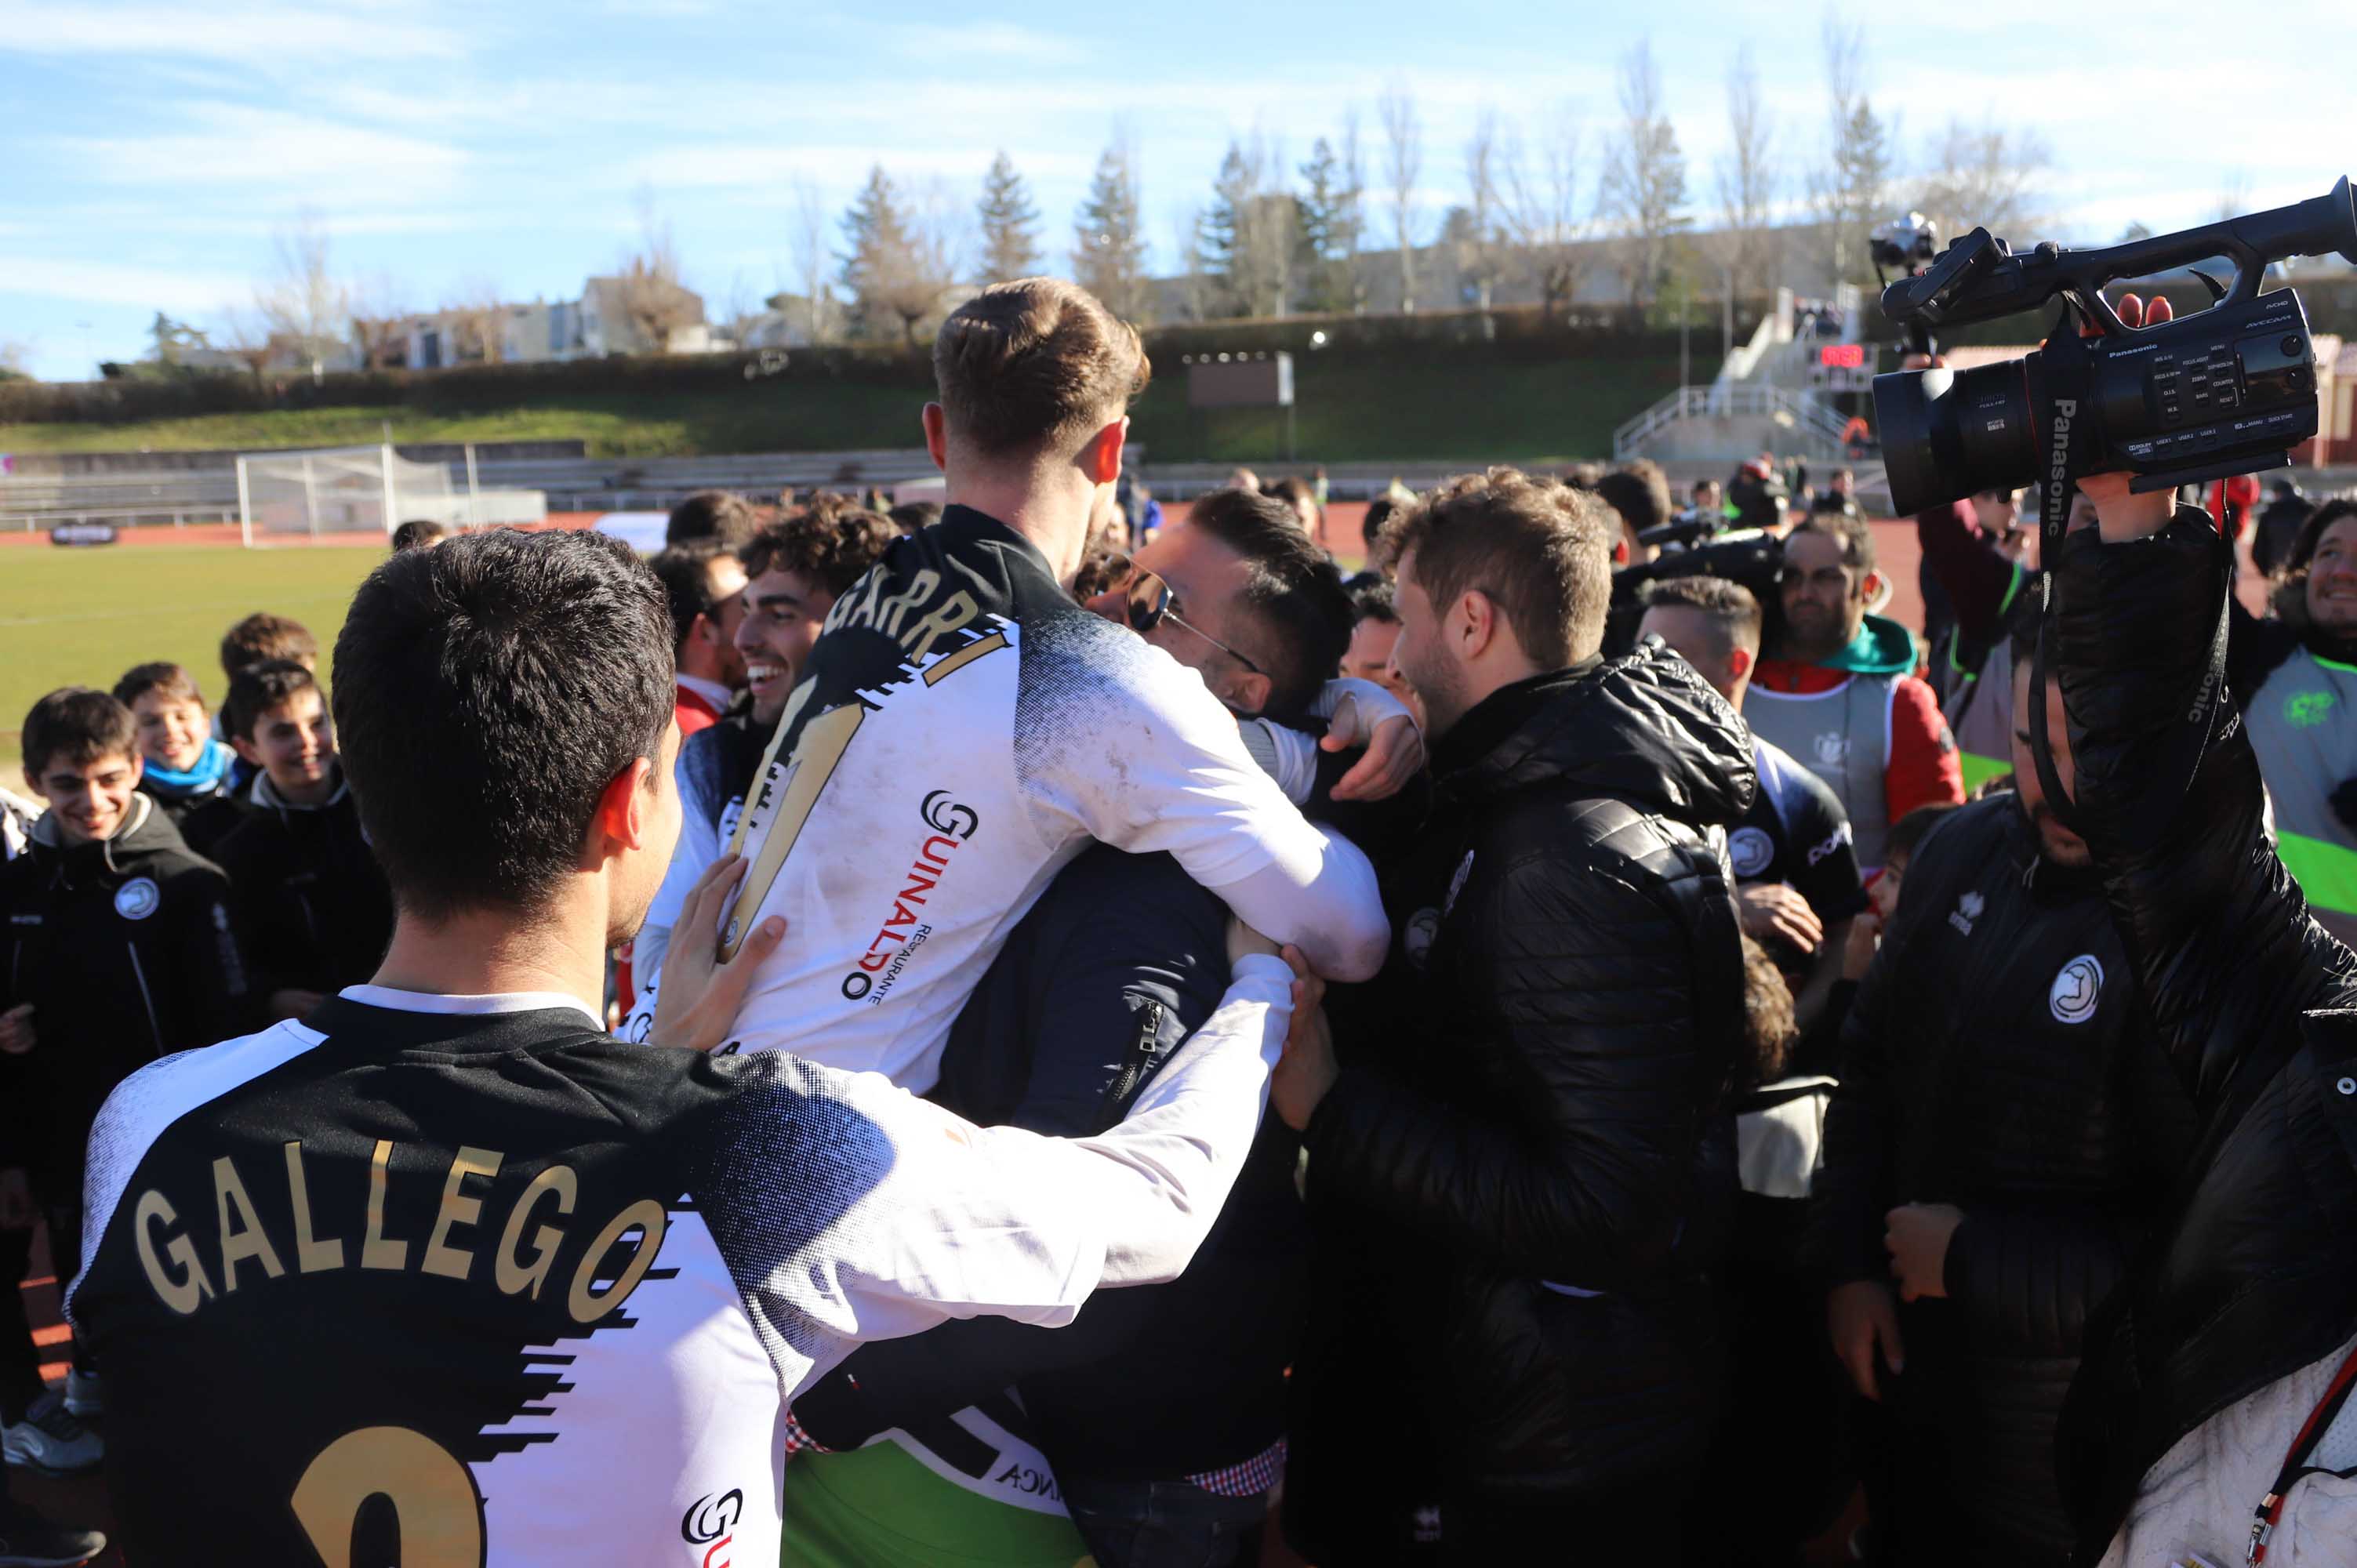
[
  {"xmin": 782, "ymin": 1430, "xmax": 1092, "ymax": 1567},
  {"xmin": 2246, "ymin": 648, "xmax": 2357, "ymax": 934}
]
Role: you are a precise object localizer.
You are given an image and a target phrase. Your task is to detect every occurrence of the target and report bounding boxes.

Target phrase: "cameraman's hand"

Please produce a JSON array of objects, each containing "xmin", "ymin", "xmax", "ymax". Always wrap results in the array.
[
  {"xmin": 2078, "ymin": 292, "xmax": 2180, "ymax": 543},
  {"xmin": 1326, "ymin": 701, "xmax": 1423, "ymax": 802},
  {"xmin": 1226, "ymin": 916, "xmax": 1281, "ymax": 969},
  {"xmin": 652, "ymin": 855, "xmax": 787, "ymax": 1054},
  {"xmin": 1828, "ymin": 1279, "xmax": 1906, "ymax": 1402}
]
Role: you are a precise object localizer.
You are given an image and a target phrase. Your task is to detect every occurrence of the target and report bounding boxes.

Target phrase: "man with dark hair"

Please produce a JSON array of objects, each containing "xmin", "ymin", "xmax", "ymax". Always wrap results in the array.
[
  {"xmin": 1277, "ymin": 466, "xmax": 1752, "ymax": 1562},
  {"xmin": 645, "ymin": 539, "xmax": 748, "ymax": 738},
  {"xmin": 2, "ymin": 688, "xmax": 245, "ymax": 1476},
  {"xmin": 1262, "ymin": 474, "xmax": 1322, "ymax": 539},
  {"xmin": 1750, "ymin": 511, "xmax": 1963, "ymax": 873},
  {"xmin": 663, "ymin": 488, "xmax": 759, "ymax": 549},
  {"xmin": 1640, "ymin": 573, "xmax": 1866, "ymax": 1038},
  {"xmin": 886, "ymin": 499, "xmax": 942, "ymax": 535},
  {"xmin": 1814, "ymin": 638, "xmax": 2193, "ymax": 1567},
  {"xmin": 217, "ymin": 612, "xmax": 318, "ymax": 682},
  {"xmin": 632, "ymin": 498, "xmax": 899, "ymax": 986},
  {"xmin": 64, "ymin": 526, "xmax": 1302, "ymax": 1565},
  {"xmin": 1341, "ymin": 580, "xmax": 1415, "ymax": 712},
  {"xmin": 678, "ymin": 278, "xmax": 1386, "ymax": 1091},
  {"xmin": 389, "ymin": 518, "xmax": 450, "ymax": 552},
  {"xmin": 1596, "ymin": 457, "xmax": 1676, "ymax": 565},
  {"xmin": 212, "ymin": 660, "xmax": 394, "ymax": 1024}
]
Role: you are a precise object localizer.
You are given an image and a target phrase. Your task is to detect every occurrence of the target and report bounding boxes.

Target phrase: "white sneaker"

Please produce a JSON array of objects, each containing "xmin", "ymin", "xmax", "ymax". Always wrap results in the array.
[
  {"xmin": 59, "ymin": 1370, "xmax": 98, "ymax": 1421},
  {"xmin": 0, "ymin": 1392, "xmax": 102, "ymax": 1476}
]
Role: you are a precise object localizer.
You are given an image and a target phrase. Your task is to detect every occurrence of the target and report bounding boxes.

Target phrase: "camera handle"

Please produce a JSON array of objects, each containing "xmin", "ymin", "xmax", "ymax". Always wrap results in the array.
[{"xmin": 2025, "ymin": 310, "xmax": 2099, "ymax": 836}]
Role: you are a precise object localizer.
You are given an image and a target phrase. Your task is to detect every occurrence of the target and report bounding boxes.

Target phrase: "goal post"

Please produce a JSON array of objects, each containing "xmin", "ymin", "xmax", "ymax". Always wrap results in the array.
[{"xmin": 236, "ymin": 445, "xmax": 546, "ymax": 545}]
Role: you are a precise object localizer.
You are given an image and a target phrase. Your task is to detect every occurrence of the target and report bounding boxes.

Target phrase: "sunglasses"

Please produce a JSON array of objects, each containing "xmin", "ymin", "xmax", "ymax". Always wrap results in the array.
[{"xmin": 1110, "ymin": 555, "xmax": 1264, "ymax": 675}]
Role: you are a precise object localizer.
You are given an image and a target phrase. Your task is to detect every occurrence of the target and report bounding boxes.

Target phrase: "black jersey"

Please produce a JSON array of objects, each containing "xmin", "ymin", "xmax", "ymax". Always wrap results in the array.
[
  {"xmin": 1730, "ymin": 737, "xmax": 1871, "ymax": 930},
  {"xmin": 67, "ymin": 967, "xmax": 1291, "ymax": 1563}
]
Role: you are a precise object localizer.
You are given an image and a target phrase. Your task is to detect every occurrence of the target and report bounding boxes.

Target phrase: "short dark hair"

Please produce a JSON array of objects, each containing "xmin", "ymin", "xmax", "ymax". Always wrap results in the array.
[
  {"xmin": 22, "ymin": 688, "xmax": 137, "ymax": 778},
  {"xmin": 1595, "ymin": 459, "xmax": 1673, "ymax": 537},
  {"xmin": 1350, "ymin": 579, "xmax": 1398, "ymax": 626},
  {"xmin": 1361, "ymin": 496, "xmax": 1398, "ymax": 552},
  {"xmin": 1183, "ymin": 488, "xmax": 1356, "ymax": 723},
  {"xmin": 223, "ymin": 659, "xmax": 320, "ymax": 742},
  {"xmin": 1384, "ymin": 466, "xmax": 1614, "ymax": 670},
  {"xmin": 666, "ymin": 490, "xmax": 761, "ymax": 550},
  {"xmin": 113, "ymin": 662, "xmax": 205, "ymax": 713},
  {"xmin": 1738, "ymin": 932, "xmax": 1797, "ymax": 1084},
  {"xmin": 220, "ymin": 612, "xmax": 317, "ymax": 681},
  {"xmin": 1887, "ymin": 801, "xmax": 1960, "ymax": 865},
  {"xmin": 390, "ymin": 519, "xmax": 450, "ymax": 552},
  {"xmin": 1796, "ymin": 510, "xmax": 1877, "ymax": 576},
  {"xmin": 1264, "ymin": 476, "xmax": 1319, "ymax": 528},
  {"xmin": 887, "ymin": 501, "xmax": 942, "ymax": 535},
  {"xmin": 742, "ymin": 495, "xmax": 899, "ymax": 598},
  {"xmin": 933, "ymin": 279, "xmax": 1150, "ymax": 459},
  {"xmin": 332, "ymin": 528, "xmax": 674, "ymax": 920},
  {"xmin": 1641, "ymin": 573, "xmax": 1763, "ymax": 656},
  {"xmin": 648, "ymin": 539, "xmax": 736, "ymax": 653}
]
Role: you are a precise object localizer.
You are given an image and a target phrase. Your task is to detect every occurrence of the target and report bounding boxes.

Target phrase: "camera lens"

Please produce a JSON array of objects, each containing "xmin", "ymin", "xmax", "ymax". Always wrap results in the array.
[{"xmin": 1873, "ymin": 360, "xmax": 2040, "ymax": 515}]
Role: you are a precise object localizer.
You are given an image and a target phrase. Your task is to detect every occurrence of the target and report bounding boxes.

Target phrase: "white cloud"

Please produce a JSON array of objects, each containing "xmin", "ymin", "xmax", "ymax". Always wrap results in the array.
[
  {"xmin": 0, "ymin": 1, "xmax": 468, "ymax": 63},
  {"xmin": 57, "ymin": 103, "xmax": 471, "ymax": 204},
  {"xmin": 883, "ymin": 20, "xmax": 1093, "ymax": 67},
  {"xmin": 0, "ymin": 255, "xmax": 251, "ymax": 312}
]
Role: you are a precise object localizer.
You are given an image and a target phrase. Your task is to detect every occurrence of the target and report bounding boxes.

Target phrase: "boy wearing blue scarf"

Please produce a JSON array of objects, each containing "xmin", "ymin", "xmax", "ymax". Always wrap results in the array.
[{"xmin": 114, "ymin": 662, "xmax": 245, "ymax": 858}]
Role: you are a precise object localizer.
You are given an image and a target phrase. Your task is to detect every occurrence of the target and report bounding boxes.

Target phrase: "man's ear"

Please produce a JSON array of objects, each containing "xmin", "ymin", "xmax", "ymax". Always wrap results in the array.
[
  {"xmin": 921, "ymin": 403, "xmax": 950, "ymax": 472},
  {"xmin": 1454, "ymin": 589, "xmax": 1501, "ymax": 662},
  {"xmin": 1227, "ymin": 668, "xmax": 1273, "ymax": 719},
  {"xmin": 589, "ymin": 757, "xmax": 657, "ymax": 864},
  {"xmin": 229, "ymin": 735, "xmax": 262, "ymax": 766},
  {"xmin": 1729, "ymin": 646, "xmax": 1754, "ymax": 683},
  {"xmin": 1860, "ymin": 568, "xmax": 1887, "ymax": 605},
  {"xmin": 1080, "ymin": 416, "xmax": 1127, "ymax": 487}
]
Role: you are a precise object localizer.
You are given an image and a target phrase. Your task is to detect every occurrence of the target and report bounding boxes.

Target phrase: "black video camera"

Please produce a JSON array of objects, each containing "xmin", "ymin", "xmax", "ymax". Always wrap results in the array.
[
  {"xmin": 1872, "ymin": 178, "xmax": 2357, "ymax": 516},
  {"xmin": 1607, "ymin": 530, "xmax": 1787, "ymax": 658}
]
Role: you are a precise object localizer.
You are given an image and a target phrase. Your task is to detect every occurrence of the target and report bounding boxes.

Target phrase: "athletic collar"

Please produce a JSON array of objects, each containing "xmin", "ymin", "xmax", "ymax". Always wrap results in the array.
[{"xmin": 339, "ymin": 985, "xmax": 604, "ymax": 1031}]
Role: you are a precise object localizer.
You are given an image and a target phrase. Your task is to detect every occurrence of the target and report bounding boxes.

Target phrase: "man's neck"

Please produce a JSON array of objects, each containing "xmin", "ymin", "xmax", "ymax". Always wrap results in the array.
[
  {"xmin": 369, "ymin": 900, "xmax": 611, "ymax": 1019},
  {"xmin": 270, "ymin": 769, "xmax": 339, "ymax": 808},
  {"xmin": 945, "ymin": 473, "xmax": 1093, "ymax": 588}
]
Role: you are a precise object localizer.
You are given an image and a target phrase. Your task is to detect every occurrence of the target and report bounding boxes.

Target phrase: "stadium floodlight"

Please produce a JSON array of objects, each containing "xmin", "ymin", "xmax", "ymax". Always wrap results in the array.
[{"xmin": 235, "ymin": 444, "xmax": 546, "ymax": 546}]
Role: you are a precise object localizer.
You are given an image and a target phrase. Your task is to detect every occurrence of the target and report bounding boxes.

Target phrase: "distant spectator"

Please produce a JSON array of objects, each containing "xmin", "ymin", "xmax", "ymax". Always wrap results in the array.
[
  {"xmin": 1691, "ymin": 477, "xmax": 1724, "ymax": 519},
  {"xmin": 1340, "ymin": 580, "xmax": 1415, "ymax": 715},
  {"xmin": 1266, "ymin": 474, "xmax": 1323, "ymax": 539},
  {"xmin": 665, "ymin": 488, "xmax": 760, "ymax": 549},
  {"xmin": 1348, "ymin": 495, "xmax": 1400, "ymax": 586},
  {"xmin": 1596, "ymin": 459, "xmax": 1675, "ymax": 565},
  {"xmin": 111, "ymin": 662, "xmax": 242, "ymax": 858},
  {"xmin": 389, "ymin": 518, "xmax": 449, "ymax": 552},
  {"xmin": 888, "ymin": 499, "xmax": 942, "ymax": 535},
  {"xmin": 646, "ymin": 539, "xmax": 750, "ymax": 738},
  {"xmin": 1226, "ymin": 466, "xmax": 1261, "ymax": 492}
]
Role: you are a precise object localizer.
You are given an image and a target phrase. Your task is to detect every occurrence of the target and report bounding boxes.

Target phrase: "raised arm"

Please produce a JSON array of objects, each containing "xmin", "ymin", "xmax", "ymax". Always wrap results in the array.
[
  {"xmin": 1918, "ymin": 501, "xmax": 2028, "ymax": 644},
  {"xmin": 2055, "ymin": 495, "xmax": 2353, "ymax": 1109}
]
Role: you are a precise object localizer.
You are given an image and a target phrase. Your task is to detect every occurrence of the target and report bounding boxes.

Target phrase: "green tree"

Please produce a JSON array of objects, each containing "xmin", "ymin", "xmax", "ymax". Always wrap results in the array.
[
  {"xmin": 976, "ymin": 151, "xmax": 1042, "ymax": 283},
  {"xmin": 1296, "ymin": 136, "xmax": 1363, "ymax": 312},
  {"xmin": 838, "ymin": 166, "xmax": 942, "ymax": 346},
  {"xmin": 1073, "ymin": 143, "xmax": 1149, "ymax": 321}
]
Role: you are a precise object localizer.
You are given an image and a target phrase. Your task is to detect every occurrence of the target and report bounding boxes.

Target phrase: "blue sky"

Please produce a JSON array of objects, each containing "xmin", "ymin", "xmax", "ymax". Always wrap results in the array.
[{"xmin": 3, "ymin": 0, "xmax": 2349, "ymax": 382}]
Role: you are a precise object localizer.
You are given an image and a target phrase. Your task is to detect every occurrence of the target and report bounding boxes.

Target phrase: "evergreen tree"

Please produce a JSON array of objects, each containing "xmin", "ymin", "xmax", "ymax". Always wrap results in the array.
[
  {"xmin": 1296, "ymin": 138, "xmax": 1349, "ymax": 311},
  {"xmin": 838, "ymin": 166, "xmax": 923, "ymax": 343},
  {"xmin": 1202, "ymin": 143, "xmax": 1254, "ymax": 314},
  {"xmin": 1072, "ymin": 144, "xmax": 1149, "ymax": 321},
  {"xmin": 976, "ymin": 151, "xmax": 1042, "ymax": 283}
]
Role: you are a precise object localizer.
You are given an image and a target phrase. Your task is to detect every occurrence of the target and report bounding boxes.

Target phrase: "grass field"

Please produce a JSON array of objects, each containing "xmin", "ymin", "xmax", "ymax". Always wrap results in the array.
[
  {"xmin": 0, "ymin": 545, "xmax": 379, "ymax": 781},
  {"xmin": 0, "ymin": 352, "xmax": 1712, "ymax": 461}
]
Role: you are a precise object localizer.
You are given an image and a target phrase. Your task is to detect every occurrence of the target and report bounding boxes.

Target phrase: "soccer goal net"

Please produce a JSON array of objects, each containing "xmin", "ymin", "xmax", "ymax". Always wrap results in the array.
[{"xmin": 236, "ymin": 445, "xmax": 547, "ymax": 544}]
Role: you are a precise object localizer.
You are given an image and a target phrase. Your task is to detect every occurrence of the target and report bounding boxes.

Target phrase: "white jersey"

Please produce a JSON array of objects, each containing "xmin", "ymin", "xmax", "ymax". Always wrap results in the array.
[
  {"xmin": 626, "ymin": 504, "xmax": 1384, "ymax": 1089},
  {"xmin": 66, "ymin": 965, "xmax": 1291, "ymax": 1564}
]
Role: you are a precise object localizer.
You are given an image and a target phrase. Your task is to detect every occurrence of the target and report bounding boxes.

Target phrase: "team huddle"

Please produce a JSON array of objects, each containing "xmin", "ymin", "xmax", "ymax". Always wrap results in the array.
[{"xmin": 5, "ymin": 277, "xmax": 2357, "ymax": 1568}]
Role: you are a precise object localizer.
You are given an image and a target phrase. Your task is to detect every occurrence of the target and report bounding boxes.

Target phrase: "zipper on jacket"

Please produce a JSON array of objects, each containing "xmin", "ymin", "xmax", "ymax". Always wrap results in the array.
[
  {"xmin": 125, "ymin": 942, "xmax": 163, "ymax": 1053},
  {"xmin": 1099, "ymin": 1000, "xmax": 1169, "ymax": 1124}
]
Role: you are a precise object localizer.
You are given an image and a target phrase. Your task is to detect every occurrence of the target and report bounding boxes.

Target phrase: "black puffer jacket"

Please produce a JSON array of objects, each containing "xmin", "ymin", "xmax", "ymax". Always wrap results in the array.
[
  {"xmin": 1813, "ymin": 798, "xmax": 2195, "ymax": 1562},
  {"xmin": 2052, "ymin": 513, "xmax": 2357, "ymax": 1563},
  {"xmin": 1287, "ymin": 648, "xmax": 1751, "ymax": 1557}
]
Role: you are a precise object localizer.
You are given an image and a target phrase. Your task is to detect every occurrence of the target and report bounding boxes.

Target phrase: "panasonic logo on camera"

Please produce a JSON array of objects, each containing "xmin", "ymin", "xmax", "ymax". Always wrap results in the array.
[{"xmin": 2048, "ymin": 398, "xmax": 2079, "ymax": 512}]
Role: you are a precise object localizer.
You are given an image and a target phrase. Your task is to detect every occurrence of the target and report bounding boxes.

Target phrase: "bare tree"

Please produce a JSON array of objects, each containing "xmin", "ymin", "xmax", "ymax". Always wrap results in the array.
[
  {"xmin": 1501, "ymin": 104, "xmax": 1589, "ymax": 318},
  {"xmin": 1458, "ymin": 111, "xmax": 1508, "ymax": 315},
  {"xmin": 1171, "ymin": 205, "xmax": 1215, "ymax": 321},
  {"xmin": 1377, "ymin": 84, "xmax": 1425, "ymax": 312},
  {"xmin": 1597, "ymin": 38, "xmax": 1691, "ymax": 309},
  {"xmin": 1806, "ymin": 12, "xmax": 1894, "ymax": 284},
  {"xmin": 255, "ymin": 209, "xmax": 349, "ymax": 378},
  {"xmin": 0, "ymin": 339, "xmax": 35, "ymax": 379},
  {"xmin": 1338, "ymin": 107, "xmax": 1369, "ymax": 311},
  {"xmin": 347, "ymin": 274, "xmax": 410, "ymax": 370},
  {"xmin": 787, "ymin": 178, "xmax": 837, "ymax": 344},
  {"xmin": 1711, "ymin": 44, "xmax": 1780, "ymax": 324},
  {"xmin": 441, "ymin": 279, "xmax": 508, "ymax": 365},
  {"xmin": 216, "ymin": 307, "xmax": 279, "ymax": 382},
  {"xmin": 1073, "ymin": 139, "xmax": 1150, "ymax": 321},
  {"xmin": 1914, "ymin": 121, "xmax": 2050, "ymax": 245},
  {"xmin": 612, "ymin": 189, "xmax": 701, "ymax": 354}
]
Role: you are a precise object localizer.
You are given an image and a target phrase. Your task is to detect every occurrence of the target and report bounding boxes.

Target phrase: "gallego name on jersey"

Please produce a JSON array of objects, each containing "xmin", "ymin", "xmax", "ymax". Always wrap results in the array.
[{"xmin": 129, "ymin": 1138, "xmax": 669, "ymax": 1323}]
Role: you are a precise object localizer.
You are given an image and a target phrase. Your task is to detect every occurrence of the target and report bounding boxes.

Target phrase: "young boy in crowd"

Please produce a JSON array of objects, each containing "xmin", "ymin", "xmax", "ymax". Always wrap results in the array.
[
  {"xmin": 209, "ymin": 660, "xmax": 394, "ymax": 1025},
  {"xmin": 1, "ymin": 688, "xmax": 248, "ymax": 1474},
  {"xmin": 113, "ymin": 661, "xmax": 243, "ymax": 858},
  {"xmin": 214, "ymin": 612, "xmax": 318, "ymax": 794}
]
